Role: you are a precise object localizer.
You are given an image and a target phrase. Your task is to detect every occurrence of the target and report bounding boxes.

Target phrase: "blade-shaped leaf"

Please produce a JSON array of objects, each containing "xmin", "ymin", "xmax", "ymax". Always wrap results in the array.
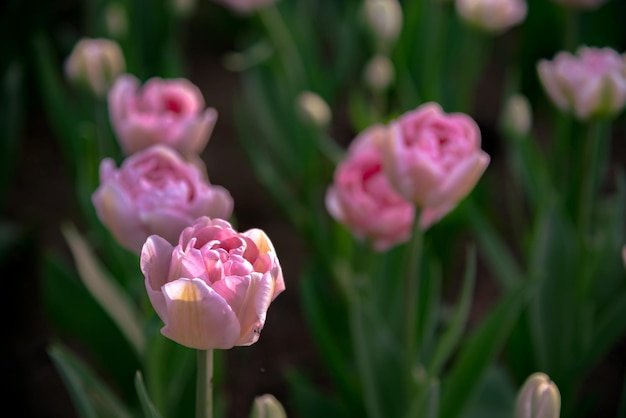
[
  {"xmin": 135, "ymin": 371, "xmax": 163, "ymax": 418},
  {"xmin": 62, "ymin": 222, "xmax": 146, "ymax": 356},
  {"xmin": 49, "ymin": 344, "xmax": 135, "ymax": 418}
]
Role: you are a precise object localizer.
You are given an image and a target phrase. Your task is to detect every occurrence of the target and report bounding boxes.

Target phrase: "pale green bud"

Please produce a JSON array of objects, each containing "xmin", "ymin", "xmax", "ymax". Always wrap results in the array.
[
  {"xmin": 515, "ymin": 372, "xmax": 561, "ymax": 418},
  {"xmin": 297, "ymin": 91, "xmax": 331, "ymax": 129},
  {"xmin": 364, "ymin": 0, "xmax": 403, "ymax": 46},
  {"xmin": 364, "ymin": 54, "xmax": 395, "ymax": 92},
  {"xmin": 105, "ymin": 3, "xmax": 128, "ymax": 38},
  {"xmin": 249, "ymin": 394, "xmax": 287, "ymax": 418},
  {"xmin": 172, "ymin": 0, "xmax": 196, "ymax": 16},
  {"xmin": 502, "ymin": 93, "xmax": 532, "ymax": 137},
  {"xmin": 64, "ymin": 38, "xmax": 125, "ymax": 97}
]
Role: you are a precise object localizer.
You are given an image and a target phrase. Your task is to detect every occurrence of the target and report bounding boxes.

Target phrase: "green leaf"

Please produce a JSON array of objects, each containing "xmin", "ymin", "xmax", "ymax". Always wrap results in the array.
[
  {"xmin": 439, "ymin": 281, "xmax": 532, "ymax": 418},
  {"xmin": 62, "ymin": 222, "xmax": 146, "ymax": 357},
  {"xmin": 135, "ymin": 371, "xmax": 163, "ymax": 418},
  {"xmin": 48, "ymin": 344, "xmax": 135, "ymax": 418}
]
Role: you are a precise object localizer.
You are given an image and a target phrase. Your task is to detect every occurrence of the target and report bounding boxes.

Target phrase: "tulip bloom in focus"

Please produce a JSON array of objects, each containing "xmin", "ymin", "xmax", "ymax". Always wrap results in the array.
[
  {"xmin": 64, "ymin": 38, "xmax": 125, "ymax": 97},
  {"xmin": 210, "ymin": 0, "xmax": 276, "ymax": 13},
  {"xmin": 382, "ymin": 102, "xmax": 490, "ymax": 229},
  {"xmin": 537, "ymin": 46, "xmax": 626, "ymax": 120},
  {"xmin": 455, "ymin": 0, "xmax": 527, "ymax": 34},
  {"xmin": 108, "ymin": 74, "xmax": 218, "ymax": 156},
  {"xmin": 92, "ymin": 145, "xmax": 233, "ymax": 254},
  {"xmin": 140, "ymin": 217, "xmax": 285, "ymax": 350},
  {"xmin": 326, "ymin": 125, "xmax": 415, "ymax": 251}
]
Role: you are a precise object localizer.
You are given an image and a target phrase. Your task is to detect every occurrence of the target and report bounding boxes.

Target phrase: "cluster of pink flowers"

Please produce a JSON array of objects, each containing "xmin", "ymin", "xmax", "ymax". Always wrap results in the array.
[
  {"xmin": 89, "ymin": 70, "xmax": 285, "ymax": 350},
  {"xmin": 326, "ymin": 102, "xmax": 490, "ymax": 250}
]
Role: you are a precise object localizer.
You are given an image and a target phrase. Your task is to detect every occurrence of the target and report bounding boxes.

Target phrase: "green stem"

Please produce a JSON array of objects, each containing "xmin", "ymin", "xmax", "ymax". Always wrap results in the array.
[
  {"xmin": 404, "ymin": 209, "xmax": 424, "ymax": 381},
  {"xmin": 578, "ymin": 121, "xmax": 605, "ymax": 236},
  {"xmin": 196, "ymin": 349, "xmax": 214, "ymax": 418}
]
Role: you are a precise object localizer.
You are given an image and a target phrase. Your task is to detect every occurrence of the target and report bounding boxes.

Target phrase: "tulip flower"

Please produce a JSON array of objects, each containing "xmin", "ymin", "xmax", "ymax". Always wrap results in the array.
[
  {"xmin": 326, "ymin": 125, "xmax": 415, "ymax": 251},
  {"xmin": 455, "ymin": 0, "xmax": 527, "ymax": 34},
  {"xmin": 140, "ymin": 217, "xmax": 285, "ymax": 349},
  {"xmin": 537, "ymin": 46, "xmax": 626, "ymax": 120},
  {"xmin": 92, "ymin": 145, "xmax": 233, "ymax": 254},
  {"xmin": 382, "ymin": 102, "xmax": 490, "ymax": 229},
  {"xmin": 108, "ymin": 74, "xmax": 218, "ymax": 156},
  {"xmin": 64, "ymin": 38, "xmax": 125, "ymax": 97}
]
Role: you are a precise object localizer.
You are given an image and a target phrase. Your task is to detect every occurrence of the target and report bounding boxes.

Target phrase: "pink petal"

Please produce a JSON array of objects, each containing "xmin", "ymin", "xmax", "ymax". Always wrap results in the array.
[{"xmin": 161, "ymin": 278, "xmax": 240, "ymax": 349}]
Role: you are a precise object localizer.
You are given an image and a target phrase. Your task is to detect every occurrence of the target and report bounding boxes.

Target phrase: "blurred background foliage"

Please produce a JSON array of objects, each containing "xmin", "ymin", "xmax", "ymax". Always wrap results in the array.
[{"xmin": 1, "ymin": 0, "xmax": 626, "ymax": 418}]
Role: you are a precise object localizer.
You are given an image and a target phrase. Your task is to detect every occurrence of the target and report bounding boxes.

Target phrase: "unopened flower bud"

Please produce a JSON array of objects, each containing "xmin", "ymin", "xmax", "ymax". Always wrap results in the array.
[
  {"xmin": 297, "ymin": 91, "xmax": 331, "ymax": 128},
  {"xmin": 364, "ymin": 54, "xmax": 395, "ymax": 91},
  {"xmin": 65, "ymin": 38, "xmax": 125, "ymax": 97},
  {"xmin": 515, "ymin": 372, "xmax": 561, "ymax": 418},
  {"xmin": 105, "ymin": 3, "xmax": 128, "ymax": 38},
  {"xmin": 364, "ymin": 0, "xmax": 403, "ymax": 46},
  {"xmin": 249, "ymin": 394, "xmax": 287, "ymax": 418},
  {"xmin": 502, "ymin": 93, "xmax": 532, "ymax": 137},
  {"xmin": 455, "ymin": 0, "xmax": 527, "ymax": 34},
  {"xmin": 172, "ymin": 0, "xmax": 196, "ymax": 16}
]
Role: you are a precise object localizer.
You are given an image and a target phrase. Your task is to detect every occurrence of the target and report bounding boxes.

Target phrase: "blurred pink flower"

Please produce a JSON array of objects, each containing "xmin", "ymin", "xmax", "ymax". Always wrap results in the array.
[
  {"xmin": 537, "ymin": 46, "xmax": 626, "ymax": 120},
  {"xmin": 140, "ymin": 217, "xmax": 285, "ymax": 349},
  {"xmin": 92, "ymin": 145, "xmax": 233, "ymax": 254},
  {"xmin": 325, "ymin": 125, "xmax": 415, "ymax": 251},
  {"xmin": 210, "ymin": 0, "xmax": 276, "ymax": 13},
  {"xmin": 108, "ymin": 74, "xmax": 217, "ymax": 156},
  {"xmin": 551, "ymin": 0, "xmax": 609, "ymax": 9},
  {"xmin": 455, "ymin": 0, "xmax": 527, "ymax": 33},
  {"xmin": 382, "ymin": 102, "xmax": 490, "ymax": 229}
]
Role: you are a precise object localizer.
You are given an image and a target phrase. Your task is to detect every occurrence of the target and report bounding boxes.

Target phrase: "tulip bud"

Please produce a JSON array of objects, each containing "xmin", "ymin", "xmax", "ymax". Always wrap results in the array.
[
  {"xmin": 64, "ymin": 38, "xmax": 125, "ymax": 97},
  {"xmin": 249, "ymin": 394, "xmax": 287, "ymax": 418},
  {"xmin": 172, "ymin": 0, "xmax": 196, "ymax": 16},
  {"xmin": 297, "ymin": 91, "xmax": 332, "ymax": 129},
  {"xmin": 502, "ymin": 93, "xmax": 532, "ymax": 137},
  {"xmin": 364, "ymin": 54, "xmax": 395, "ymax": 92},
  {"xmin": 105, "ymin": 3, "xmax": 128, "ymax": 38},
  {"xmin": 455, "ymin": 0, "xmax": 527, "ymax": 34},
  {"xmin": 515, "ymin": 372, "xmax": 561, "ymax": 418},
  {"xmin": 364, "ymin": 0, "xmax": 403, "ymax": 47}
]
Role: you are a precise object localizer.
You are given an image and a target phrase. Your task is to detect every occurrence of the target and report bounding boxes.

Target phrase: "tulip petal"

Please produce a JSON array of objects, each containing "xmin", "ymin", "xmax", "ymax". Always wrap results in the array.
[
  {"xmin": 141, "ymin": 235, "xmax": 175, "ymax": 322},
  {"xmin": 92, "ymin": 183, "xmax": 145, "ymax": 253},
  {"xmin": 161, "ymin": 278, "xmax": 240, "ymax": 349},
  {"xmin": 243, "ymin": 228, "xmax": 285, "ymax": 299}
]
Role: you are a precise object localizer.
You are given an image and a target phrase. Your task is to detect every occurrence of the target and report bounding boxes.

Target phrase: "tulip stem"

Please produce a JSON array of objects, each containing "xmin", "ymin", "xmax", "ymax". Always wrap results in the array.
[
  {"xmin": 196, "ymin": 349, "xmax": 214, "ymax": 418},
  {"xmin": 404, "ymin": 210, "xmax": 424, "ymax": 388}
]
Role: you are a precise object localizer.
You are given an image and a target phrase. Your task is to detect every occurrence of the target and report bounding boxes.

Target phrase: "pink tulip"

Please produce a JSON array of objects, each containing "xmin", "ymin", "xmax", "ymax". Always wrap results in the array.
[
  {"xmin": 108, "ymin": 74, "xmax": 217, "ymax": 156},
  {"xmin": 92, "ymin": 145, "xmax": 233, "ymax": 254},
  {"xmin": 325, "ymin": 125, "xmax": 415, "ymax": 251},
  {"xmin": 455, "ymin": 0, "xmax": 527, "ymax": 34},
  {"xmin": 382, "ymin": 102, "xmax": 490, "ymax": 229},
  {"xmin": 140, "ymin": 217, "xmax": 285, "ymax": 349},
  {"xmin": 210, "ymin": 0, "xmax": 276, "ymax": 13},
  {"xmin": 537, "ymin": 46, "xmax": 626, "ymax": 120}
]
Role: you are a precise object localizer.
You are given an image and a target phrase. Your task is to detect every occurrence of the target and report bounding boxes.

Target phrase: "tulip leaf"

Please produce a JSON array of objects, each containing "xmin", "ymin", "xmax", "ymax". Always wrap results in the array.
[
  {"xmin": 439, "ymin": 281, "xmax": 532, "ymax": 418},
  {"xmin": 465, "ymin": 200, "xmax": 524, "ymax": 291},
  {"xmin": 61, "ymin": 222, "xmax": 146, "ymax": 357},
  {"xmin": 48, "ymin": 344, "xmax": 135, "ymax": 418},
  {"xmin": 135, "ymin": 371, "xmax": 163, "ymax": 418}
]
